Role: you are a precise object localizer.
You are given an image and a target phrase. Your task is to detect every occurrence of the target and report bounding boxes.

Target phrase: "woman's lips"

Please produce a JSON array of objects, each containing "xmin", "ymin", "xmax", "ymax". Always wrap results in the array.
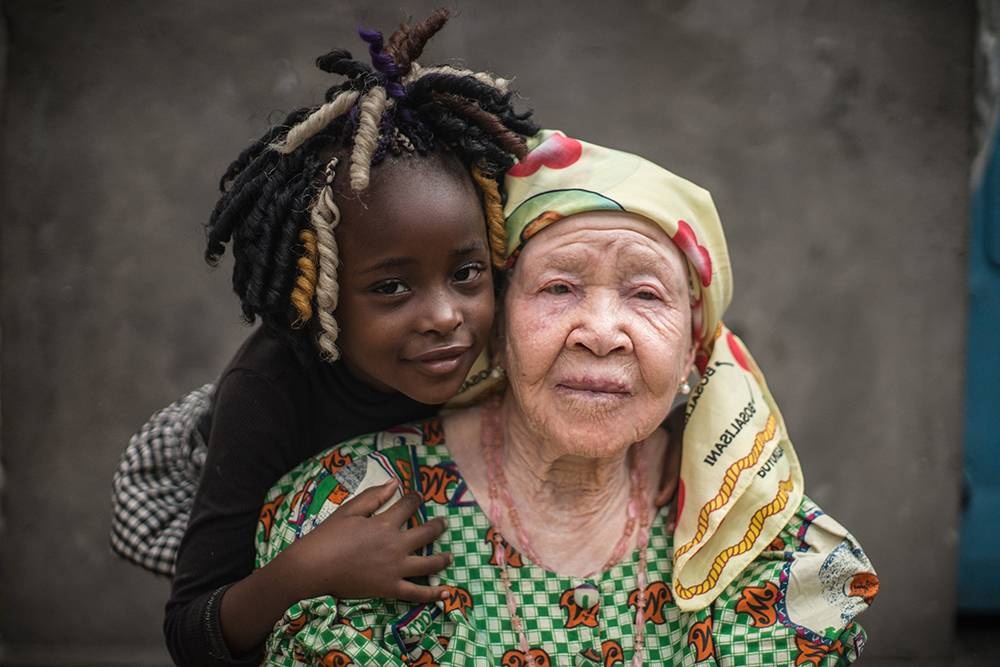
[
  {"xmin": 556, "ymin": 376, "xmax": 632, "ymax": 397},
  {"xmin": 408, "ymin": 344, "xmax": 472, "ymax": 376}
]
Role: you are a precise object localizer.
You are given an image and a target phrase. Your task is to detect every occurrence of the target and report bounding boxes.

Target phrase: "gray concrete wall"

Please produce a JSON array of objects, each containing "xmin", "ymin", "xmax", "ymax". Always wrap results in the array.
[{"xmin": 0, "ymin": 1, "xmax": 971, "ymax": 665}]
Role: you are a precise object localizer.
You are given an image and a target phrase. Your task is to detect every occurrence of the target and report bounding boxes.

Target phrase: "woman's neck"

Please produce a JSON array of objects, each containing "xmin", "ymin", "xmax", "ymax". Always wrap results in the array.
[
  {"xmin": 491, "ymin": 399, "xmax": 652, "ymax": 576},
  {"xmin": 502, "ymin": 399, "xmax": 632, "ymax": 521}
]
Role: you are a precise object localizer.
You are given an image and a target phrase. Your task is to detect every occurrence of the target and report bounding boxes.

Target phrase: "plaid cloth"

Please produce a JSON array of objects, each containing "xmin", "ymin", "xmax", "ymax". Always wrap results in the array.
[{"xmin": 110, "ymin": 384, "xmax": 214, "ymax": 576}]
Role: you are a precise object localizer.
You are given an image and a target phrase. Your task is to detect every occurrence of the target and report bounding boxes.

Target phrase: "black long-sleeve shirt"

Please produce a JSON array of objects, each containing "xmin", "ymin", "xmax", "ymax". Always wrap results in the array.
[{"xmin": 164, "ymin": 327, "xmax": 439, "ymax": 666}]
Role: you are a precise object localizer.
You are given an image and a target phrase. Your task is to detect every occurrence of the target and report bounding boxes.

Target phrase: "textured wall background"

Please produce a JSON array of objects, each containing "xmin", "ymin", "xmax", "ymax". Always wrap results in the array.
[{"xmin": 0, "ymin": 1, "xmax": 972, "ymax": 665}]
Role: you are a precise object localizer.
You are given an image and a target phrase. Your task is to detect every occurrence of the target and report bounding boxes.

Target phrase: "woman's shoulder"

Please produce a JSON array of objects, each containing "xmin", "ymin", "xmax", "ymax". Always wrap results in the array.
[{"xmin": 710, "ymin": 495, "xmax": 876, "ymax": 663}]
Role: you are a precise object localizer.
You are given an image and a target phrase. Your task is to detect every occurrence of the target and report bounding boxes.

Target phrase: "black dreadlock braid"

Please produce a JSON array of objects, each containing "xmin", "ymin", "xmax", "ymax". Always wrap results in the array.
[{"xmin": 203, "ymin": 8, "xmax": 538, "ymax": 359}]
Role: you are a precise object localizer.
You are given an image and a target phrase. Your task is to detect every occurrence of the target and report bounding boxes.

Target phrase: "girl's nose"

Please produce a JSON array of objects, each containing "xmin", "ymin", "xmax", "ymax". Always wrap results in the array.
[{"xmin": 419, "ymin": 290, "xmax": 463, "ymax": 335}]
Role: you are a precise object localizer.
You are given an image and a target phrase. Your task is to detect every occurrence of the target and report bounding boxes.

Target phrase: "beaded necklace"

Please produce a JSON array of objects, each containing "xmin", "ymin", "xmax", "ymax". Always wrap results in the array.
[{"xmin": 482, "ymin": 398, "xmax": 652, "ymax": 666}]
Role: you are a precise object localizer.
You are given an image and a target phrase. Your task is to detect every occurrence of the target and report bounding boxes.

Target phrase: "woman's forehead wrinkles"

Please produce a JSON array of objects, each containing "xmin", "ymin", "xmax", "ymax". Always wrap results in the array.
[{"xmin": 532, "ymin": 232, "xmax": 684, "ymax": 283}]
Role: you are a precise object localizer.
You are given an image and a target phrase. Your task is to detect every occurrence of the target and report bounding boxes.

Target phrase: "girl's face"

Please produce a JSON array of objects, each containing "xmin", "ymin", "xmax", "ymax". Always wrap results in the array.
[{"xmin": 334, "ymin": 153, "xmax": 494, "ymax": 404}]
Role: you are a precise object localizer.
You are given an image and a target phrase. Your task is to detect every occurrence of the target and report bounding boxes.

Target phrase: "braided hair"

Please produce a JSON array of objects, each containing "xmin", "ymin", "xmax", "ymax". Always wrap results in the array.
[{"xmin": 205, "ymin": 8, "xmax": 537, "ymax": 360}]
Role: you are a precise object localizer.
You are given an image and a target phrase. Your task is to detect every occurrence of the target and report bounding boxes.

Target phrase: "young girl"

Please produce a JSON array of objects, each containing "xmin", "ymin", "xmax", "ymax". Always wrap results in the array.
[{"xmin": 113, "ymin": 10, "xmax": 538, "ymax": 664}]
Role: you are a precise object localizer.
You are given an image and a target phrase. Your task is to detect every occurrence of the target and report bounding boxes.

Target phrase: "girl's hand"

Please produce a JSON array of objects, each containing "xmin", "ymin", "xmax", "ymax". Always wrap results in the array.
[{"xmin": 282, "ymin": 481, "xmax": 451, "ymax": 604}]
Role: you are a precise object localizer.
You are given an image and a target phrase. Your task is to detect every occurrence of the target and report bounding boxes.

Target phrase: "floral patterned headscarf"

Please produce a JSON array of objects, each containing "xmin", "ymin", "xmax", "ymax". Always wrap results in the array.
[{"xmin": 503, "ymin": 130, "xmax": 805, "ymax": 611}]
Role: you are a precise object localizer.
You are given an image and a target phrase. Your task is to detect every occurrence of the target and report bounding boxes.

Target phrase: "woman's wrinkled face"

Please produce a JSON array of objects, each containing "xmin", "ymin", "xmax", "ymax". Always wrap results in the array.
[{"xmin": 503, "ymin": 212, "xmax": 696, "ymax": 456}]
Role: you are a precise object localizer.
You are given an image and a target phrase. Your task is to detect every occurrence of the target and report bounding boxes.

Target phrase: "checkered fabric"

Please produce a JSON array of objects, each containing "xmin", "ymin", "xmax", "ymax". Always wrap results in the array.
[
  {"xmin": 256, "ymin": 419, "xmax": 870, "ymax": 666},
  {"xmin": 110, "ymin": 384, "xmax": 214, "ymax": 576}
]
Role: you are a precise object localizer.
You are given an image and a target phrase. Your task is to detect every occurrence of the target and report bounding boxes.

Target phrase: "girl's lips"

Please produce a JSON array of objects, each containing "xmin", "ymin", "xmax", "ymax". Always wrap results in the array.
[{"xmin": 409, "ymin": 344, "xmax": 472, "ymax": 376}]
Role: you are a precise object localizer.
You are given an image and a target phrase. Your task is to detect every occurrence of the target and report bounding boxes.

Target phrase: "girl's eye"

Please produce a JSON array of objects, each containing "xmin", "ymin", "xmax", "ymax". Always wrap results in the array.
[
  {"xmin": 454, "ymin": 263, "xmax": 485, "ymax": 283},
  {"xmin": 372, "ymin": 280, "xmax": 409, "ymax": 296}
]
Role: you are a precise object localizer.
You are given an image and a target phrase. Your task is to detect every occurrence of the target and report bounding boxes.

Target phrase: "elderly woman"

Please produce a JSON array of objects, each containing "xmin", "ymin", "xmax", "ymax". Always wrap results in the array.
[{"xmin": 254, "ymin": 131, "xmax": 877, "ymax": 666}]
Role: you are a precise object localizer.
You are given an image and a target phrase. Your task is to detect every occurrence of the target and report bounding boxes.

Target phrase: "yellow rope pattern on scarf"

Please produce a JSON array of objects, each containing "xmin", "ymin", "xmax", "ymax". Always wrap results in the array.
[
  {"xmin": 674, "ymin": 476, "xmax": 794, "ymax": 600},
  {"xmin": 674, "ymin": 414, "xmax": 778, "ymax": 561}
]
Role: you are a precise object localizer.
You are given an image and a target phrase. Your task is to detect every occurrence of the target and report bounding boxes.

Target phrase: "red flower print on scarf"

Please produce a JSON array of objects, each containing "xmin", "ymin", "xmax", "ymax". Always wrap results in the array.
[
  {"xmin": 735, "ymin": 582, "xmax": 780, "ymax": 628},
  {"xmin": 725, "ymin": 331, "xmax": 752, "ymax": 373},
  {"xmin": 508, "ymin": 133, "xmax": 583, "ymax": 177},
  {"xmin": 672, "ymin": 220, "xmax": 712, "ymax": 288}
]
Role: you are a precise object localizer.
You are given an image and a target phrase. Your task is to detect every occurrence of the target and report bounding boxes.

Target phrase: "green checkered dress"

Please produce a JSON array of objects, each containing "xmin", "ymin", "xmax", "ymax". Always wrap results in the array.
[{"xmin": 256, "ymin": 419, "xmax": 872, "ymax": 666}]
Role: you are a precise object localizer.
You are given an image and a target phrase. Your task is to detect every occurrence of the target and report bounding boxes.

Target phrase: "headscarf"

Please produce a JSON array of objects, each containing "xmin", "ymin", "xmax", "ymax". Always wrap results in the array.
[{"xmin": 502, "ymin": 129, "xmax": 805, "ymax": 612}]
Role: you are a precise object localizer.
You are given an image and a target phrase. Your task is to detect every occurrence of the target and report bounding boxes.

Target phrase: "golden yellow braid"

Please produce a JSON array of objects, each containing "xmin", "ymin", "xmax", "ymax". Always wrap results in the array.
[
  {"xmin": 290, "ymin": 228, "xmax": 318, "ymax": 327},
  {"xmin": 471, "ymin": 166, "xmax": 507, "ymax": 268}
]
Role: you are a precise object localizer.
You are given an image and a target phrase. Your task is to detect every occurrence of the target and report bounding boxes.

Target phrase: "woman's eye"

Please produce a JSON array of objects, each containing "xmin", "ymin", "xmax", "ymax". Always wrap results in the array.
[
  {"xmin": 372, "ymin": 280, "xmax": 409, "ymax": 295},
  {"xmin": 454, "ymin": 263, "xmax": 485, "ymax": 283},
  {"xmin": 635, "ymin": 289, "xmax": 661, "ymax": 301},
  {"xmin": 543, "ymin": 283, "xmax": 572, "ymax": 295}
]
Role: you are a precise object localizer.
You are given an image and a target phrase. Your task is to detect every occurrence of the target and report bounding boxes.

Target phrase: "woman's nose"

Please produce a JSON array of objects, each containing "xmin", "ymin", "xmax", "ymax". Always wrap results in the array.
[{"xmin": 566, "ymin": 293, "xmax": 632, "ymax": 356}]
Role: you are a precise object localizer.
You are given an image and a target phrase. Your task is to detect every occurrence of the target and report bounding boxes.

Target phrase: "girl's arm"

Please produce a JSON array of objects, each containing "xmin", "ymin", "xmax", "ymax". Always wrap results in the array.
[
  {"xmin": 218, "ymin": 483, "xmax": 450, "ymax": 655},
  {"xmin": 164, "ymin": 368, "xmax": 448, "ymax": 665}
]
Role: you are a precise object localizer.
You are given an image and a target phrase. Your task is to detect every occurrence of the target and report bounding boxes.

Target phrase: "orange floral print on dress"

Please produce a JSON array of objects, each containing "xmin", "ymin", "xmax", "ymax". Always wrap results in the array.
[
  {"xmin": 320, "ymin": 649, "xmax": 353, "ymax": 667},
  {"xmin": 736, "ymin": 582, "xmax": 780, "ymax": 628},
  {"xmin": 320, "ymin": 447, "xmax": 352, "ymax": 474},
  {"xmin": 687, "ymin": 616, "xmax": 714, "ymax": 662},
  {"xmin": 441, "ymin": 585, "xmax": 473, "ymax": 617},
  {"xmin": 258, "ymin": 493, "xmax": 285, "ymax": 542},
  {"xmin": 558, "ymin": 588, "xmax": 599, "ymax": 629},
  {"xmin": 627, "ymin": 581, "xmax": 672, "ymax": 625},
  {"xmin": 501, "ymin": 647, "xmax": 551, "ymax": 667},
  {"xmin": 848, "ymin": 572, "xmax": 879, "ymax": 605},
  {"xmin": 485, "ymin": 526, "xmax": 524, "ymax": 567}
]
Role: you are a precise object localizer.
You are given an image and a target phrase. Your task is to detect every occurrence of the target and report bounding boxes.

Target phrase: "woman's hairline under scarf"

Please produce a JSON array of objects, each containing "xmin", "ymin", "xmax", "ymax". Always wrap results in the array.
[{"xmin": 500, "ymin": 129, "xmax": 805, "ymax": 612}]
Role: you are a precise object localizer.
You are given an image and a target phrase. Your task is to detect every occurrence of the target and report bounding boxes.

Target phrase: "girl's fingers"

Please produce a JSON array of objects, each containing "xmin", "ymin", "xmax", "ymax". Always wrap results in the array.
[
  {"xmin": 402, "ymin": 517, "xmax": 447, "ymax": 550},
  {"xmin": 395, "ymin": 580, "xmax": 450, "ymax": 604},
  {"xmin": 400, "ymin": 552, "xmax": 452, "ymax": 578},
  {"xmin": 338, "ymin": 480, "xmax": 398, "ymax": 517},
  {"xmin": 379, "ymin": 490, "xmax": 423, "ymax": 526}
]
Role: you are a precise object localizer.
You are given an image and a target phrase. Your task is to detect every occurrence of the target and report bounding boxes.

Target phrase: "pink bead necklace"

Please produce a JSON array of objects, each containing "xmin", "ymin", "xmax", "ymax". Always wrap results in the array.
[{"xmin": 482, "ymin": 398, "xmax": 653, "ymax": 666}]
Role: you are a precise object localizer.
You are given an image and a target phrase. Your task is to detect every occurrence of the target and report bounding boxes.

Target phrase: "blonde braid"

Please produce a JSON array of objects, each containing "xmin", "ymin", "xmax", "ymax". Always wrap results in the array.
[
  {"xmin": 271, "ymin": 90, "xmax": 360, "ymax": 155},
  {"xmin": 311, "ymin": 157, "xmax": 343, "ymax": 360},
  {"xmin": 349, "ymin": 86, "xmax": 388, "ymax": 191},
  {"xmin": 405, "ymin": 63, "xmax": 510, "ymax": 92},
  {"xmin": 471, "ymin": 166, "xmax": 507, "ymax": 268},
  {"xmin": 290, "ymin": 228, "xmax": 318, "ymax": 327}
]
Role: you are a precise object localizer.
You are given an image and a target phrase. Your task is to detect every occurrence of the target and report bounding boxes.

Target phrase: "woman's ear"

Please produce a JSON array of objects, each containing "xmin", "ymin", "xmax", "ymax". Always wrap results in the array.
[{"xmin": 682, "ymin": 336, "xmax": 699, "ymax": 381}]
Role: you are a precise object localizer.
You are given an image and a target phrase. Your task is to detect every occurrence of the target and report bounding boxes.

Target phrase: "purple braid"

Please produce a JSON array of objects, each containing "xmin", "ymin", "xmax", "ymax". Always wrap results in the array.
[{"xmin": 358, "ymin": 27, "xmax": 405, "ymax": 98}]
